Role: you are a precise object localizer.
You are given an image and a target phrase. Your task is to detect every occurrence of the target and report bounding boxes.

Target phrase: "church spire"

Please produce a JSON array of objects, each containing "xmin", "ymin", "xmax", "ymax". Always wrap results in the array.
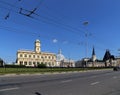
[
  {"xmin": 91, "ymin": 46, "xmax": 96, "ymax": 62},
  {"xmin": 92, "ymin": 46, "xmax": 95, "ymax": 56}
]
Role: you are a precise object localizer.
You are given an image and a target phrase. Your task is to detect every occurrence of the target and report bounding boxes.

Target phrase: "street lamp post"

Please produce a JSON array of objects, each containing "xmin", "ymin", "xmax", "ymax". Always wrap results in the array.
[{"xmin": 83, "ymin": 21, "xmax": 89, "ymax": 67}]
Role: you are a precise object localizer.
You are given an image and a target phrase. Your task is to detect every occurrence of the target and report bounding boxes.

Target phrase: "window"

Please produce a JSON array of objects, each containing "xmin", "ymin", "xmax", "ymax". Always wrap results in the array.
[
  {"xmin": 20, "ymin": 54, "xmax": 23, "ymax": 57},
  {"xmin": 33, "ymin": 62, "xmax": 36, "ymax": 65},
  {"xmin": 20, "ymin": 61, "xmax": 23, "ymax": 65},
  {"xmin": 33, "ymin": 55, "xmax": 35, "ymax": 58},
  {"xmin": 52, "ymin": 56, "xmax": 54, "ymax": 59},
  {"xmin": 29, "ymin": 61, "xmax": 32, "ymax": 65},
  {"xmin": 45, "ymin": 56, "xmax": 47, "ymax": 59},
  {"xmin": 37, "ymin": 62, "xmax": 40, "ymax": 65},
  {"xmin": 24, "ymin": 61, "xmax": 27, "ymax": 65},
  {"xmin": 29, "ymin": 55, "xmax": 31, "ymax": 58},
  {"xmin": 24, "ymin": 54, "xmax": 27, "ymax": 58},
  {"xmin": 37, "ymin": 55, "xmax": 39, "ymax": 58}
]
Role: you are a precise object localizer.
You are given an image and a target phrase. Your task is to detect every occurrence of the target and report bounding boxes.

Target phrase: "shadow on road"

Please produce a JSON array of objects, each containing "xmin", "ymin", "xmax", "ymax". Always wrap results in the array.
[{"xmin": 35, "ymin": 92, "xmax": 42, "ymax": 95}]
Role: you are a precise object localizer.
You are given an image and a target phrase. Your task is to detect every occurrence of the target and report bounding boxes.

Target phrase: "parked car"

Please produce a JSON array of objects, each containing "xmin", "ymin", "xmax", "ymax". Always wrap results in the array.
[{"xmin": 113, "ymin": 66, "xmax": 120, "ymax": 71}]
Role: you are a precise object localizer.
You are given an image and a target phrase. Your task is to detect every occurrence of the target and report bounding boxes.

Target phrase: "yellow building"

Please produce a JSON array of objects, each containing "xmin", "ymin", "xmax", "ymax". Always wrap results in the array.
[{"xmin": 16, "ymin": 39, "xmax": 56, "ymax": 67}]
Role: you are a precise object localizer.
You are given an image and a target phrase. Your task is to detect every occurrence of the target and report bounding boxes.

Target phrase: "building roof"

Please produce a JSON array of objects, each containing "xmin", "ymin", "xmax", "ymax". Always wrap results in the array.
[
  {"xmin": 56, "ymin": 49, "xmax": 65, "ymax": 61},
  {"xmin": 103, "ymin": 50, "xmax": 111, "ymax": 61},
  {"xmin": 17, "ymin": 50, "xmax": 34, "ymax": 53},
  {"xmin": 17, "ymin": 50, "xmax": 55, "ymax": 55},
  {"xmin": 35, "ymin": 39, "xmax": 40, "ymax": 43}
]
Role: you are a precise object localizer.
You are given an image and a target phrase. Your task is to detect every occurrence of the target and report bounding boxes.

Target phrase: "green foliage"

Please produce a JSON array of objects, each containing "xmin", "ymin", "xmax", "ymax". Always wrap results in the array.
[
  {"xmin": 0, "ymin": 67, "xmax": 112, "ymax": 75},
  {"xmin": 37, "ymin": 63, "xmax": 47, "ymax": 68},
  {"xmin": 5, "ymin": 64, "xmax": 26, "ymax": 68}
]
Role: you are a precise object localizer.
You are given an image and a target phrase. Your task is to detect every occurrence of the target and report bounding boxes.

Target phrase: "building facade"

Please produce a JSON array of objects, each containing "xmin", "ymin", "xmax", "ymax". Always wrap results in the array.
[
  {"xmin": 112, "ymin": 57, "xmax": 120, "ymax": 67},
  {"xmin": 16, "ymin": 39, "xmax": 56, "ymax": 67},
  {"xmin": 75, "ymin": 47, "xmax": 105, "ymax": 67},
  {"xmin": 56, "ymin": 49, "xmax": 75, "ymax": 67}
]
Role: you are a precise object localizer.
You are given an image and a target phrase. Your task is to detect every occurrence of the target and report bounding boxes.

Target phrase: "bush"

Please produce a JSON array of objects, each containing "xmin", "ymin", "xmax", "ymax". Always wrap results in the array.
[
  {"xmin": 4, "ymin": 64, "xmax": 26, "ymax": 68},
  {"xmin": 37, "ymin": 63, "xmax": 46, "ymax": 68}
]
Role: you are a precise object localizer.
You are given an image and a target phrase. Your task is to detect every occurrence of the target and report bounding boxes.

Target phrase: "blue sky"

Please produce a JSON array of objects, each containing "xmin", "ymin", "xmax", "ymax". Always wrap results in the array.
[{"xmin": 0, "ymin": 0, "xmax": 120, "ymax": 63}]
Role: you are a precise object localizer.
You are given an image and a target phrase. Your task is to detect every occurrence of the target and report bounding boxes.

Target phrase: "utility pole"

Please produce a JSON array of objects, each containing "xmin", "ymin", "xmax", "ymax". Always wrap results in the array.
[
  {"xmin": 83, "ymin": 21, "xmax": 89, "ymax": 58},
  {"xmin": 83, "ymin": 21, "xmax": 89, "ymax": 66}
]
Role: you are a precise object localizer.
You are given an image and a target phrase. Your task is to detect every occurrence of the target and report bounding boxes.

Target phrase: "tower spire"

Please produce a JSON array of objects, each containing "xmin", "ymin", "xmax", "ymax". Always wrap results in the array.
[
  {"xmin": 91, "ymin": 46, "xmax": 96, "ymax": 62},
  {"xmin": 35, "ymin": 39, "xmax": 41, "ymax": 53},
  {"xmin": 92, "ymin": 46, "xmax": 95, "ymax": 56}
]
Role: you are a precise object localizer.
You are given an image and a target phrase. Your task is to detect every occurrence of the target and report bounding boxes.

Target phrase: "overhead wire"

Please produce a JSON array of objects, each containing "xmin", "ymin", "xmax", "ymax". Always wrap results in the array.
[
  {"xmin": 0, "ymin": 0, "xmax": 86, "ymax": 44},
  {"xmin": 0, "ymin": 23, "xmax": 82, "ymax": 47},
  {"xmin": 0, "ymin": 0, "xmax": 86, "ymax": 35},
  {"xmin": 0, "ymin": 0, "xmax": 117, "ymax": 56},
  {"xmin": 4, "ymin": 0, "xmax": 21, "ymax": 19},
  {"xmin": 0, "ymin": 0, "xmax": 20, "ymax": 9}
]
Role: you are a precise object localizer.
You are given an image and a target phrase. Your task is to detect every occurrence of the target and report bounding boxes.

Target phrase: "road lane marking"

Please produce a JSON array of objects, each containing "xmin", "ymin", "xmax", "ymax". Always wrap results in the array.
[
  {"xmin": 61, "ymin": 80, "xmax": 72, "ymax": 83},
  {"xmin": 0, "ymin": 87, "xmax": 19, "ymax": 92},
  {"xmin": 90, "ymin": 82, "xmax": 100, "ymax": 85}
]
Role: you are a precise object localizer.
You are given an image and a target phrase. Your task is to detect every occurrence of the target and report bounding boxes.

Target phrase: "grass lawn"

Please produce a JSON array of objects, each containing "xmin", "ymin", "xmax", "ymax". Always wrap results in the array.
[{"xmin": 0, "ymin": 67, "xmax": 112, "ymax": 75}]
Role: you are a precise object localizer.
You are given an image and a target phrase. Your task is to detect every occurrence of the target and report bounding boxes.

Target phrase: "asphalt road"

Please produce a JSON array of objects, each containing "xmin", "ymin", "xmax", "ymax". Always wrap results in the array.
[{"xmin": 0, "ymin": 70, "xmax": 120, "ymax": 95}]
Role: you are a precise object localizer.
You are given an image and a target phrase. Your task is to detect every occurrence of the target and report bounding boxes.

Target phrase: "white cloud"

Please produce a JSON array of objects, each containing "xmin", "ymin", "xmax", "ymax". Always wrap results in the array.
[
  {"xmin": 63, "ymin": 41, "xmax": 68, "ymax": 44},
  {"xmin": 53, "ymin": 39, "xmax": 58, "ymax": 43}
]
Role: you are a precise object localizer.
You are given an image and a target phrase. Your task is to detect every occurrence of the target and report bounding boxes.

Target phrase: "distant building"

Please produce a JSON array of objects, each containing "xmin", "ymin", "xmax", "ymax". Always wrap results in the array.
[
  {"xmin": 115, "ymin": 57, "xmax": 120, "ymax": 66},
  {"xmin": 56, "ymin": 49, "xmax": 75, "ymax": 67},
  {"xmin": 16, "ymin": 39, "xmax": 56, "ymax": 67},
  {"xmin": 102, "ymin": 50, "xmax": 116, "ymax": 67},
  {"xmin": 75, "ymin": 59, "xmax": 88, "ymax": 67},
  {"xmin": 76, "ymin": 47, "xmax": 105, "ymax": 67}
]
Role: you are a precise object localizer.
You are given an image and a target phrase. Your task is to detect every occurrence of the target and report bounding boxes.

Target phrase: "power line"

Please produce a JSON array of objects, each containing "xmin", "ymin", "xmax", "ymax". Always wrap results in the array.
[
  {"xmin": 0, "ymin": 0, "xmax": 86, "ymax": 36},
  {"xmin": 3, "ymin": 0, "xmax": 21, "ymax": 19},
  {"xmin": 0, "ymin": 24, "xmax": 82, "ymax": 47},
  {"xmin": 0, "ymin": 23, "xmax": 111, "ymax": 54},
  {"xmin": 0, "ymin": 0, "xmax": 20, "ymax": 9},
  {"xmin": 0, "ymin": 0, "xmax": 117, "ymax": 56}
]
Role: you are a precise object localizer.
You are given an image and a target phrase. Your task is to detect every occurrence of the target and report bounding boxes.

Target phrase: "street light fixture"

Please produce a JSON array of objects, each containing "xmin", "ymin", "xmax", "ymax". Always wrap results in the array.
[{"xmin": 83, "ymin": 21, "xmax": 89, "ymax": 67}]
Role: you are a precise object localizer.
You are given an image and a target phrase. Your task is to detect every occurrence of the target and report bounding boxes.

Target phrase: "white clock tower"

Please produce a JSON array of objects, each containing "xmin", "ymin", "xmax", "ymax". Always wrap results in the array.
[{"xmin": 35, "ymin": 39, "xmax": 41, "ymax": 53}]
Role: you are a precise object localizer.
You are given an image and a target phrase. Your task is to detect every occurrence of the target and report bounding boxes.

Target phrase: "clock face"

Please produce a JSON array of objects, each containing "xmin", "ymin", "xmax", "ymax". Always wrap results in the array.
[{"xmin": 36, "ymin": 43, "xmax": 40, "ymax": 46}]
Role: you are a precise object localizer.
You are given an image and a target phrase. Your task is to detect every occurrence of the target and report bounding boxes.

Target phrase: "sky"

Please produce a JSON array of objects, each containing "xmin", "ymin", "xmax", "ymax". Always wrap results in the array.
[{"xmin": 0, "ymin": 0, "xmax": 120, "ymax": 63}]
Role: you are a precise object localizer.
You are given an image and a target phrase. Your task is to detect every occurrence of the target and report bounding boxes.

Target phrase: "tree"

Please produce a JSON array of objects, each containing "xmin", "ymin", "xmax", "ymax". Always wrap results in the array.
[
  {"xmin": 37, "ymin": 63, "xmax": 46, "ymax": 68},
  {"xmin": 0, "ymin": 58, "xmax": 4, "ymax": 67}
]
